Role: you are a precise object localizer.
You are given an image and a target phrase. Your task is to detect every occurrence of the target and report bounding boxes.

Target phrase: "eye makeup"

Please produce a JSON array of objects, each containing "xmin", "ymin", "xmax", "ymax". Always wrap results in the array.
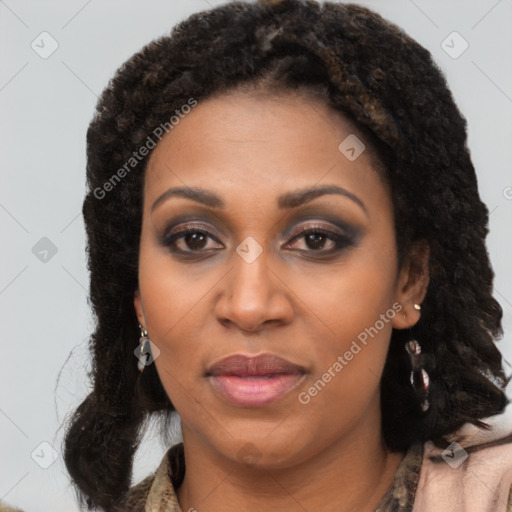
[{"xmin": 156, "ymin": 212, "xmax": 362, "ymax": 261}]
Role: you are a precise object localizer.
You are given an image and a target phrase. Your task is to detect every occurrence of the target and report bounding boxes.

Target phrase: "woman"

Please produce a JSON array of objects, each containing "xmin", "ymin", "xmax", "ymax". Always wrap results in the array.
[{"xmin": 63, "ymin": 0, "xmax": 512, "ymax": 510}]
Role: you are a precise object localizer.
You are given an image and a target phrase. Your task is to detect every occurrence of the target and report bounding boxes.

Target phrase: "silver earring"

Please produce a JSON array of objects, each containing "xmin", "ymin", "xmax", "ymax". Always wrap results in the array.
[
  {"xmin": 405, "ymin": 339, "xmax": 430, "ymax": 412},
  {"xmin": 137, "ymin": 324, "xmax": 150, "ymax": 372}
]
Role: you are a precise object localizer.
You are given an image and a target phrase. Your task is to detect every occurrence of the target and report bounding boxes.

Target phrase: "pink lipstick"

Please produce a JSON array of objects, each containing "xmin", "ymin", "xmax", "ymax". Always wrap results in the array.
[{"xmin": 206, "ymin": 353, "xmax": 306, "ymax": 407}]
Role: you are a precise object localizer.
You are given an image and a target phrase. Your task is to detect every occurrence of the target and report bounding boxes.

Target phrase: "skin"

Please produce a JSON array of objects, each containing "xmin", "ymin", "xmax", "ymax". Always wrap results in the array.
[{"xmin": 134, "ymin": 89, "xmax": 429, "ymax": 512}]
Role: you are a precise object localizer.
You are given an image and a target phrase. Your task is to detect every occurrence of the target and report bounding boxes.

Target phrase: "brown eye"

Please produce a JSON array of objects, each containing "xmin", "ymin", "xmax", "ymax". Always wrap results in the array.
[
  {"xmin": 161, "ymin": 226, "xmax": 223, "ymax": 254},
  {"xmin": 287, "ymin": 227, "xmax": 354, "ymax": 253},
  {"xmin": 181, "ymin": 231, "xmax": 208, "ymax": 250},
  {"xmin": 303, "ymin": 232, "xmax": 331, "ymax": 250}
]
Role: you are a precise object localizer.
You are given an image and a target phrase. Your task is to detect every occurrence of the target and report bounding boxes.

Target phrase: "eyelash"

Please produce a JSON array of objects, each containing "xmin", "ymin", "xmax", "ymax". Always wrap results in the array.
[
  {"xmin": 287, "ymin": 227, "xmax": 354, "ymax": 253},
  {"xmin": 160, "ymin": 223, "xmax": 356, "ymax": 258}
]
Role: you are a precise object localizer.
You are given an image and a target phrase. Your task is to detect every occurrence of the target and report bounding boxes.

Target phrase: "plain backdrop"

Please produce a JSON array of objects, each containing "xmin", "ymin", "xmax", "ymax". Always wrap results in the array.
[{"xmin": 1, "ymin": 1, "xmax": 511, "ymax": 510}]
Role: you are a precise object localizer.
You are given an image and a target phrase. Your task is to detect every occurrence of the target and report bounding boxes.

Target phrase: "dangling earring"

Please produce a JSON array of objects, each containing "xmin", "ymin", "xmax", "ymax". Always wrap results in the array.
[
  {"xmin": 137, "ymin": 324, "xmax": 151, "ymax": 372},
  {"xmin": 405, "ymin": 338, "xmax": 430, "ymax": 412},
  {"xmin": 135, "ymin": 324, "xmax": 161, "ymax": 372}
]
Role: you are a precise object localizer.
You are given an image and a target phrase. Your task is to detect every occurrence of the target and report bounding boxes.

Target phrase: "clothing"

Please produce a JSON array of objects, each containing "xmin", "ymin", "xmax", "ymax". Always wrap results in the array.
[
  {"xmin": 115, "ymin": 423, "xmax": 512, "ymax": 512},
  {"xmin": 0, "ymin": 503, "xmax": 24, "ymax": 512}
]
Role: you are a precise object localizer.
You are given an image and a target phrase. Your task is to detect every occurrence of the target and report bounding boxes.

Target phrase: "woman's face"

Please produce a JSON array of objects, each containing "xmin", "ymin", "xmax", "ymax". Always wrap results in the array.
[{"xmin": 134, "ymin": 90, "xmax": 424, "ymax": 468}]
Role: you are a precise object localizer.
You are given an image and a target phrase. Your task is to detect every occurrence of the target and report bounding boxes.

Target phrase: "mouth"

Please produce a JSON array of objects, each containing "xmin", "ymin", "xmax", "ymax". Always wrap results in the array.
[{"xmin": 206, "ymin": 353, "xmax": 307, "ymax": 408}]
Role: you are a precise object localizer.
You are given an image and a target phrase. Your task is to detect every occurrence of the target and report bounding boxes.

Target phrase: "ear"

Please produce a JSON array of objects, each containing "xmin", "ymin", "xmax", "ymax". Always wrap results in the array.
[
  {"xmin": 133, "ymin": 289, "xmax": 147, "ymax": 328},
  {"xmin": 391, "ymin": 240, "xmax": 430, "ymax": 330}
]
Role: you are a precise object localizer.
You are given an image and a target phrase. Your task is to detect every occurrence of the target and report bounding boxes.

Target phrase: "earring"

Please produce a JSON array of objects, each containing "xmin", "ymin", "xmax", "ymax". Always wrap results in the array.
[
  {"xmin": 405, "ymin": 339, "xmax": 430, "ymax": 412},
  {"xmin": 414, "ymin": 303, "xmax": 421, "ymax": 311},
  {"xmin": 137, "ymin": 324, "xmax": 150, "ymax": 372}
]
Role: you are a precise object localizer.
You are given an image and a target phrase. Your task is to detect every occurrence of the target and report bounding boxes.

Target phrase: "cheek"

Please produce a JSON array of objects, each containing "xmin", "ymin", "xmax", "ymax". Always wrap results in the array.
[
  {"xmin": 137, "ymin": 244, "xmax": 207, "ymax": 383},
  {"xmin": 291, "ymin": 231, "xmax": 398, "ymax": 404},
  {"xmin": 292, "ymin": 229, "xmax": 398, "ymax": 346}
]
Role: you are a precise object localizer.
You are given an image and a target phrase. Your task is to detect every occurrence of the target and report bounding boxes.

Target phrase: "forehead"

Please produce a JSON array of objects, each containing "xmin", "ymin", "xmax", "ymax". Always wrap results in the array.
[
  {"xmin": 143, "ymin": 91, "xmax": 388, "ymax": 214},
  {"xmin": 148, "ymin": 90, "xmax": 365, "ymax": 159}
]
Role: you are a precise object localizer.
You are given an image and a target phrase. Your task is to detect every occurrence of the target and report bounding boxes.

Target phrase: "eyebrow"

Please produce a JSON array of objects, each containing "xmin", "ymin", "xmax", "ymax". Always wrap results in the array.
[{"xmin": 151, "ymin": 184, "xmax": 368, "ymax": 216}]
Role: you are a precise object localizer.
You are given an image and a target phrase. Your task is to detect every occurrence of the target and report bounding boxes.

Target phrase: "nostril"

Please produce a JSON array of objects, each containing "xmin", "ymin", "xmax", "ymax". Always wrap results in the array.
[{"xmin": 219, "ymin": 318, "xmax": 232, "ymax": 328}]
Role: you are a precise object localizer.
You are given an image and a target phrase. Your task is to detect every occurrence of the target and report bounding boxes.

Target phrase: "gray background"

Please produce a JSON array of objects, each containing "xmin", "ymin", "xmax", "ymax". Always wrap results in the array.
[{"xmin": 1, "ymin": 1, "xmax": 511, "ymax": 510}]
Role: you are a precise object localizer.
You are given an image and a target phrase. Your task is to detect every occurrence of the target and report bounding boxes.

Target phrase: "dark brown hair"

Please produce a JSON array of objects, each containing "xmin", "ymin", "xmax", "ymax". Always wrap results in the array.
[{"xmin": 63, "ymin": 0, "xmax": 509, "ymax": 509}]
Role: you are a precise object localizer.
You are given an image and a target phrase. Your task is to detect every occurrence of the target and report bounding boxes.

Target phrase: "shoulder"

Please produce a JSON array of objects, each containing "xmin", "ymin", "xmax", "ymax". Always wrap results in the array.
[
  {"xmin": 113, "ymin": 442, "xmax": 184, "ymax": 512},
  {"xmin": 0, "ymin": 502, "xmax": 25, "ymax": 512},
  {"xmin": 112, "ymin": 474, "xmax": 156, "ymax": 512},
  {"xmin": 414, "ymin": 420, "xmax": 512, "ymax": 512}
]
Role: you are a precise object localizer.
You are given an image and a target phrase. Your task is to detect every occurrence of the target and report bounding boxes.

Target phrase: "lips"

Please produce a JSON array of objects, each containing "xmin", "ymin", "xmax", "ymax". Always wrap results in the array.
[
  {"xmin": 206, "ymin": 353, "xmax": 306, "ymax": 377},
  {"xmin": 206, "ymin": 354, "xmax": 306, "ymax": 407}
]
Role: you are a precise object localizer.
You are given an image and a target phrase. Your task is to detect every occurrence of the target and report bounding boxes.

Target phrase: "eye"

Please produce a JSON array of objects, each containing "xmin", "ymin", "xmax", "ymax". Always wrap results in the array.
[
  {"xmin": 160, "ymin": 225, "xmax": 223, "ymax": 254},
  {"xmin": 285, "ymin": 226, "xmax": 355, "ymax": 253},
  {"xmin": 159, "ymin": 222, "xmax": 357, "ymax": 258}
]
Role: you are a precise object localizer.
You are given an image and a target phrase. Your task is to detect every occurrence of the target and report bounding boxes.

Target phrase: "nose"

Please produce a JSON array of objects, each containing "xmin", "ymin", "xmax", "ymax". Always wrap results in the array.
[{"xmin": 214, "ymin": 245, "xmax": 294, "ymax": 333}]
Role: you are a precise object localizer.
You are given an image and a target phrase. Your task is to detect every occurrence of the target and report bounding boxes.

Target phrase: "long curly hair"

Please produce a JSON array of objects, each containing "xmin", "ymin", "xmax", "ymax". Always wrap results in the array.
[{"xmin": 63, "ymin": 0, "xmax": 510, "ymax": 509}]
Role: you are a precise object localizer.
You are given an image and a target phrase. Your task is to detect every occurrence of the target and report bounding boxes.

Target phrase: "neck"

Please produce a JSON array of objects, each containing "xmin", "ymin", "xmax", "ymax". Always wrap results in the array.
[{"xmin": 176, "ymin": 409, "xmax": 405, "ymax": 512}]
